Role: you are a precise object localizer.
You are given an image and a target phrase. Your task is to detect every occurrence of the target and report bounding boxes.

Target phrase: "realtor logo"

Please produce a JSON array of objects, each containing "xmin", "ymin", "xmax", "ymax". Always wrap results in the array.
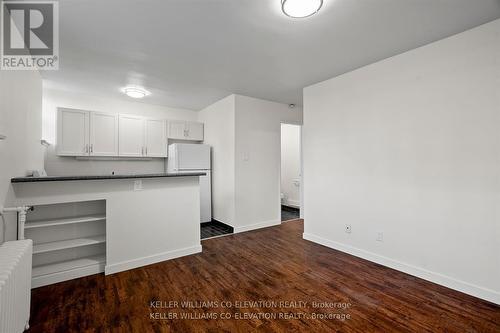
[{"xmin": 1, "ymin": 0, "xmax": 58, "ymax": 70}]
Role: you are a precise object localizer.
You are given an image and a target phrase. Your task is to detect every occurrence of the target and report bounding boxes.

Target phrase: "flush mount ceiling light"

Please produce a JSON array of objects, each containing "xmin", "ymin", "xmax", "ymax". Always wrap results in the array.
[
  {"xmin": 122, "ymin": 86, "xmax": 150, "ymax": 99},
  {"xmin": 281, "ymin": 0, "xmax": 323, "ymax": 18}
]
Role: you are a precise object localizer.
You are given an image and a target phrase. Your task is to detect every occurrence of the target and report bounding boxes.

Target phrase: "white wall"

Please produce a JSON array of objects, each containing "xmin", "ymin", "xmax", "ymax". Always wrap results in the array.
[
  {"xmin": 280, "ymin": 124, "xmax": 301, "ymax": 208},
  {"xmin": 198, "ymin": 95, "xmax": 236, "ymax": 225},
  {"xmin": 198, "ymin": 94, "xmax": 303, "ymax": 231},
  {"xmin": 234, "ymin": 95, "xmax": 302, "ymax": 232},
  {"xmin": 0, "ymin": 70, "xmax": 44, "ymax": 242},
  {"xmin": 303, "ymin": 19, "xmax": 500, "ymax": 304},
  {"xmin": 43, "ymin": 88, "xmax": 198, "ymax": 176}
]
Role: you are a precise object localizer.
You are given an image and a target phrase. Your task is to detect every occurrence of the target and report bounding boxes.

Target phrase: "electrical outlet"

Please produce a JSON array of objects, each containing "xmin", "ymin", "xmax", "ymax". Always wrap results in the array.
[
  {"xmin": 134, "ymin": 179, "xmax": 143, "ymax": 191},
  {"xmin": 377, "ymin": 232, "xmax": 384, "ymax": 242},
  {"xmin": 345, "ymin": 224, "xmax": 352, "ymax": 233}
]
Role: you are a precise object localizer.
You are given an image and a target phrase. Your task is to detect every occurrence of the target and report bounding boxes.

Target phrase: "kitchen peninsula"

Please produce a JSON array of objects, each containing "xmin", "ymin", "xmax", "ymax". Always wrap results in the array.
[{"xmin": 11, "ymin": 173, "xmax": 204, "ymax": 288}]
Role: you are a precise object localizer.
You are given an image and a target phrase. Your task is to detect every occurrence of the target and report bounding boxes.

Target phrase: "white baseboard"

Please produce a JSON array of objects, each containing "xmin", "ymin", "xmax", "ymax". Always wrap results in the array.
[
  {"xmin": 105, "ymin": 245, "xmax": 202, "ymax": 275},
  {"xmin": 234, "ymin": 220, "xmax": 281, "ymax": 234},
  {"xmin": 303, "ymin": 233, "xmax": 500, "ymax": 305}
]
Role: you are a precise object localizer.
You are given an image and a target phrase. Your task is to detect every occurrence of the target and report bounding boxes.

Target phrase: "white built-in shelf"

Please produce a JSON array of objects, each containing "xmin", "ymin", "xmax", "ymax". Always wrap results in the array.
[
  {"xmin": 26, "ymin": 201, "xmax": 107, "ymax": 288},
  {"xmin": 25, "ymin": 215, "xmax": 106, "ymax": 229},
  {"xmin": 32, "ymin": 254, "xmax": 106, "ymax": 277},
  {"xmin": 33, "ymin": 235, "xmax": 106, "ymax": 254}
]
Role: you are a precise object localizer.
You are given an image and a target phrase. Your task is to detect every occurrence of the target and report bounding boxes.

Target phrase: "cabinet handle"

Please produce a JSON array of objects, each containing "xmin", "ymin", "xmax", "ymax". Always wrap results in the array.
[
  {"xmin": 141, "ymin": 147, "xmax": 144, "ymax": 155},
  {"xmin": 85, "ymin": 144, "xmax": 89, "ymax": 153},
  {"xmin": 90, "ymin": 144, "xmax": 93, "ymax": 153},
  {"xmin": 145, "ymin": 147, "xmax": 148, "ymax": 155}
]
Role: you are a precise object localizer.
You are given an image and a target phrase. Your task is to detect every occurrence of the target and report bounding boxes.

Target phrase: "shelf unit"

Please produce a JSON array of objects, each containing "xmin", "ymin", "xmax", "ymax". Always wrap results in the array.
[
  {"xmin": 32, "ymin": 255, "xmax": 106, "ymax": 288},
  {"xmin": 32, "ymin": 254, "xmax": 106, "ymax": 277},
  {"xmin": 25, "ymin": 215, "xmax": 106, "ymax": 229},
  {"xmin": 33, "ymin": 235, "xmax": 106, "ymax": 254},
  {"xmin": 24, "ymin": 200, "xmax": 106, "ymax": 288}
]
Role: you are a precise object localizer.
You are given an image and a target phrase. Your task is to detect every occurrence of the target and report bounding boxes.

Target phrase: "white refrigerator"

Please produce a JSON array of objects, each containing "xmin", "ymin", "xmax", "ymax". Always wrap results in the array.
[{"xmin": 167, "ymin": 143, "xmax": 212, "ymax": 223}]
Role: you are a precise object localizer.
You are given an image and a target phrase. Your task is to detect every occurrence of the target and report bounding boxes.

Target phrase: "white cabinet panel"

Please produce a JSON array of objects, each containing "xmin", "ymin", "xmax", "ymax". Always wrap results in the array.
[
  {"xmin": 90, "ymin": 112, "xmax": 118, "ymax": 156},
  {"xmin": 145, "ymin": 119, "xmax": 167, "ymax": 157},
  {"xmin": 119, "ymin": 115, "xmax": 145, "ymax": 157},
  {"xmin": 167, "ymin": 120, "xmax": 204, "ymax": 141},
  {"xmin": 187, "ymin": 121, "xmax": 204, "ymax": 141},
  {"xmin": 168, "ymin": 120, "xmax": 187, "ymax": 140},
  {"xmin": 57, "ymin": 108, "xmax": 89, "ymax": 156}
]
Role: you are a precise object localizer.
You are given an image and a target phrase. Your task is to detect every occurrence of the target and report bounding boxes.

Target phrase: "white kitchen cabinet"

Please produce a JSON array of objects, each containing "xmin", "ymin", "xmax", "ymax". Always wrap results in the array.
[
  {"xmin": 57, "ymin": 109, "xmax": 193, "ymax": 158},
  {"xmin": 145, "ymin": 119, "xmax": 167, "ymax": 157},
  {"xmin": 187, "ymin": 121, "xmax": 204, "ymax": 141},
  {"xmin": 168, "ymin": 120, "xmax": 187, "ymax": 140},
  {"xmin": 118, "ymin": 114, "xmax": 145, "ymax": 157},
  {"xmin": 167, "ymin": 121, "xmax": 204, "ymax": 141},
  {"xmin": 90, "ymin": 112, "xmax": 119, "ymax": 156},
  {"xmin": 57, "ymin": 108, "xmax": 90, "ymax": 156}
]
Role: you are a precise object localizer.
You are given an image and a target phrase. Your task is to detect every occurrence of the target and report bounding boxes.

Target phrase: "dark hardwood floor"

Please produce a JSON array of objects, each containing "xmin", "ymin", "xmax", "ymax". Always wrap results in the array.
[{"xmin": 29, "ymin": 220, "xmax": 500, "ymax": 333}]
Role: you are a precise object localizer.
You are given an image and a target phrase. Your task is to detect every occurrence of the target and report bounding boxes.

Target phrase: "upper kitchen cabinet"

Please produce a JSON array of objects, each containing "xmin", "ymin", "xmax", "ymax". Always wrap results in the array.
[
  {"xmin": 168, "ymin": 120, "xmax": 187, "ymax": 140},
  {"xmin": 145, "ymin": 119, "xmax": 167, "ymax": 157},
  {"xmin": 119, "ymin": 116, "xmax": 168, "ymax": 158},
  {"xmin": 187, "ymin": 121, "xmax": 204, "ymax": 141},
  {"xmin": 90, "ymin": 112, "xmax": 119, "ymax": 156},
  {"xmin": 167, "ymin": 120, "xmax": 204, "ymax": 141},
  {"xmin": 118, "ymin": 114, "xmax": 145, "ymax": 157},
  {"xmin": 57, "ymin": 108, "xmax": 119, "ymax": 157},
  {"xmin": 57, "ymin": 108, "xmax": 90, "ymax": 156},
  {"xmin": 56, "ymin": 109, "xmax": 173, "ymax": 158}
]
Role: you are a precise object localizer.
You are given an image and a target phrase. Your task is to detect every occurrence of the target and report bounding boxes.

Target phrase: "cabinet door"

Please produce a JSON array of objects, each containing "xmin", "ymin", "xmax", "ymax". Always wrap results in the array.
[
  {"xmin": 168, "ymin": 120, "xmax": 187, "ymax": 140},
  {"xmin": 187, "ymin": 121, "xmax": 204, "ymax": 141},
  {"xmin": 57, "ymin": 108, "xmax": 89, "ymax": 156},
  {"xmin": 145, "ymin": 119, "xmax": 167, "ymax": 157},
  {"xmin": 119, "ymin": 115, "xmax": 145, "ymax": 157},
  {"xmin": 90, "ymin": 112, "xmax": 119, "ymax": 156}
]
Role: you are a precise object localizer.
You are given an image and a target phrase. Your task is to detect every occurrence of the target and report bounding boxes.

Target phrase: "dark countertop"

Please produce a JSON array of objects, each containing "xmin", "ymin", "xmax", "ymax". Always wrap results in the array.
[{"xmin": 11, "ymin": 172, "xmax": 206, "ymax": 183}]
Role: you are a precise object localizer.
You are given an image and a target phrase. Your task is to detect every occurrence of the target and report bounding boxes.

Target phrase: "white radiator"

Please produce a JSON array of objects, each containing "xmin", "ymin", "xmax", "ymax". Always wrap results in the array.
[{"xmin": 0, "ymin": 240, "xmax": 32, "ymax": 333}]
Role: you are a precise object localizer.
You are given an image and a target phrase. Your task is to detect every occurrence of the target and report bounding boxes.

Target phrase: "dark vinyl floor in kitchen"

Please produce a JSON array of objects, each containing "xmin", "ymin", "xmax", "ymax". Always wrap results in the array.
[
  {"xmin": 281, "ymin": 205, "xmax": 300, "ymax": 221},
  {"xmin": 201, "ymin": 220, "xmax": 234, "ymax": 239}
]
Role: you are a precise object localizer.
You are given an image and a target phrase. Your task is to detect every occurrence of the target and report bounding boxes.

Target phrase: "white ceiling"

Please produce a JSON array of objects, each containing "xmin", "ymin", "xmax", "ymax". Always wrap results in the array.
[{"xmin": 42, "ymin": 0, "xmax": 500, "ymax": 110}]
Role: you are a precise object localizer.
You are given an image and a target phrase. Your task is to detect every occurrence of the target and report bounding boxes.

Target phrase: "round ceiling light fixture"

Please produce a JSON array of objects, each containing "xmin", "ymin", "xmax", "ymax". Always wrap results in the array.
[
  {"xmin": 122, "ymin": 86, "xmax": 150, "ymax": 99},
  {"xmin": 281, "ymin": 0, "xmax": 323, "ymax": 18}
]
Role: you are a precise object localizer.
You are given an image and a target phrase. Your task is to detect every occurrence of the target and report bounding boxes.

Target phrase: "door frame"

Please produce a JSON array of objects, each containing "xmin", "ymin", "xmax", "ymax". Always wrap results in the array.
[{"xmin": 279, "ymin": 122, "xmax": 304, "ymax": 219}]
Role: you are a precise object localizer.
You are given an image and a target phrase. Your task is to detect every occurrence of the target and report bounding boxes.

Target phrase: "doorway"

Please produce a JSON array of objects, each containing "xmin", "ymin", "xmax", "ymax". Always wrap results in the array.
[{"xmin": 280, "ymin": 123, "xmax": 302, "ymax": 221}]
